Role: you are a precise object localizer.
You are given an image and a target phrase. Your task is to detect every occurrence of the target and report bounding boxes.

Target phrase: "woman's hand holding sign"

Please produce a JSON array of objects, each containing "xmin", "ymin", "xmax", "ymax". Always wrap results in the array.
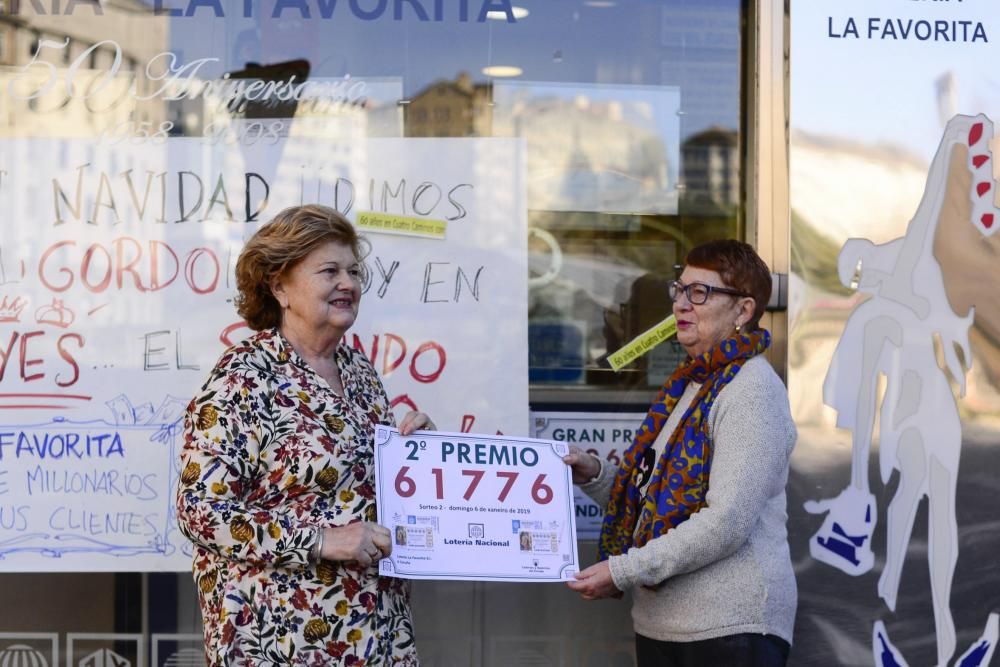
[
  {"xmin": 398, "ymin": 411, "xmax": 435, "ymax": 436},
  {"xmin": 567, "ymin": 560, "xmax": 622, "ymax": 600},
  {"xmin": 322, "ymin": 522, "xmax": 393, "ymax": 567},
  {"xmin": 562, "ymin": 445, "xmax": 602, "ymax": 484}
]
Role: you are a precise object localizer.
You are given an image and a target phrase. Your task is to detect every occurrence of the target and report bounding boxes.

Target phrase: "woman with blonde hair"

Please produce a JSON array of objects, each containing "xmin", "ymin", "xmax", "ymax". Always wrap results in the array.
[{"xmin": 177, "ymin": 204, "xmax": 432, "ymax": 665}]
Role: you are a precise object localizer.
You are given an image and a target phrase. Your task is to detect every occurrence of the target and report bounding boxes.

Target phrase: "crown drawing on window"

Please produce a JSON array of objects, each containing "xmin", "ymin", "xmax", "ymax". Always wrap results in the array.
[
  {"xmin": 0, "ymin": 295, "xmax": 26, "ymax": 322},
  {"xmin": 35, "ymin": 298, "xmax": 75, "ymax": 328}
]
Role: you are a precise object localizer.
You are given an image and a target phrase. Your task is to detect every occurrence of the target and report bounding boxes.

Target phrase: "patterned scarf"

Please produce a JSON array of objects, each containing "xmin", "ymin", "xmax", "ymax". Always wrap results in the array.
[{"xmin": 598, "ymin": 329, "xmax": 771, "ymax": 560}]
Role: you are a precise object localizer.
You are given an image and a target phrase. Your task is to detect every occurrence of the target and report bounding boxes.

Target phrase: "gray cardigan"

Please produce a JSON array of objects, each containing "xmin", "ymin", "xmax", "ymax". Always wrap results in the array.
[{"xmin": 581, "ymin": 355, "xmax": 797, "ymax": 644}]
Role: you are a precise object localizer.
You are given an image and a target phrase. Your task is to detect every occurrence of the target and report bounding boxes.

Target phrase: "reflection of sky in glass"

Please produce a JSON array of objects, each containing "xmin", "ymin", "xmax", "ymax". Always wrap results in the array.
[
  {"xmin": 149, "ymin": 0, "xmax": 741, "ymax": 140},
  {"xmin": 793, "ymin": 0, "xmax": 1000, "ymax": 159}
]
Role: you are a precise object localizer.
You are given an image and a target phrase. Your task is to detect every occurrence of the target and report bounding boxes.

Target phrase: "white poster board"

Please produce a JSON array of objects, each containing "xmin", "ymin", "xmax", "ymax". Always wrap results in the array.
[
  {"xmin": 0, "ymin": 134, "xmax": 527, "ymax": 571},
  {"xmin": 373, "ymin": 426, "xmax": 580, "ymax": 582}
]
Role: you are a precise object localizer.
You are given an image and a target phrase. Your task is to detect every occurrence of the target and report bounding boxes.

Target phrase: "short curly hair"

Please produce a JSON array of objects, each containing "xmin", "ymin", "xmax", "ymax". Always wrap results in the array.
[
  {"xmin": 235, "ymin": 204, "xmax": 368, "ymax": 331},
  {"xmin": 685, "ymin": 239, "xmax": 772, "ymax": 330}
]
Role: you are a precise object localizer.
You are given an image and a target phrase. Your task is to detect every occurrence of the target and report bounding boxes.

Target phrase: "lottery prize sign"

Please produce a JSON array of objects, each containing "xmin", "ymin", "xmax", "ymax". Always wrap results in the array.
[{"xmin": 373, "ymin": 426, "xmax": 580, "ymax": 582}]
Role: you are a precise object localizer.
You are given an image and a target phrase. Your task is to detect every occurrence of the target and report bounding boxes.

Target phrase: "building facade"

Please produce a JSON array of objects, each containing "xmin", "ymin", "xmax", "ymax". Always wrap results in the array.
[
  {"xmin": 5, "ymin": 0, "xmax": 772, "ymax": 664},
  {"xmin": 5, "ymin": 1, "xmax": 998, "ymax": 666}
]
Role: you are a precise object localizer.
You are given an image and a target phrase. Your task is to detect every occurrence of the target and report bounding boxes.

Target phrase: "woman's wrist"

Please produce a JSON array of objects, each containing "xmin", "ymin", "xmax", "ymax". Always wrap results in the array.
[
  {"xmin": 587, "ymin": 454, "xmax": 603, "ymax": 483},
  {"xmin": 311, "ymin": 527, "xmax": 325, "ymax": 561}
]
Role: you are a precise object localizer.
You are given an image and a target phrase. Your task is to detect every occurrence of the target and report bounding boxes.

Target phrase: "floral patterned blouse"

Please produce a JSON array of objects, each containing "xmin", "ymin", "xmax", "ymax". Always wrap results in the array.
[{"xmin": 176, "ymin": 329, "xmax": 418, "ymax": 666}]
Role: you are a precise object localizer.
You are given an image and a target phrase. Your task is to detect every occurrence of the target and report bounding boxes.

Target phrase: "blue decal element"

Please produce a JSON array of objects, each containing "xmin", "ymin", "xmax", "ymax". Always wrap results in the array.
[
  {"xmin": 959, "ymin": 641, "xmax": 990, "ymax": 667},
  {"xmin": 876, "ymin": 632, "xmax": 902, "ymax": 667},
  {"xmin": 814, "ymin": 520, "xmax": 871, "ymax": 567}
]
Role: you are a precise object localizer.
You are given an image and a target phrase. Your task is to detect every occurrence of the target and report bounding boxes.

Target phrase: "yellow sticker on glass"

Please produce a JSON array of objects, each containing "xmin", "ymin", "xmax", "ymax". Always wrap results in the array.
[
  {"xmin": 607, "ymin": 315, "xmax": 678, "ymax": 372},
  {"xmin": 356, "ymin": 210, "xmax": 447, "ymax": 239}
]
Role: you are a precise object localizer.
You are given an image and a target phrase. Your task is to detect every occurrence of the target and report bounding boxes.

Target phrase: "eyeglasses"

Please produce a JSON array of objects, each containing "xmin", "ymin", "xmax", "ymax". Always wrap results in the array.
[{"xmin": 668, "ymin": 280, "xmax": 750, "ymax": 305}]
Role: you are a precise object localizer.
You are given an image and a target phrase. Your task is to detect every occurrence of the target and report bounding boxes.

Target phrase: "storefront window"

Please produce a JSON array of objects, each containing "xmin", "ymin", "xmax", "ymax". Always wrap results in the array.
[{"xmin": 0, "ymin": 1, "xmax": 748, "ymax": 664}]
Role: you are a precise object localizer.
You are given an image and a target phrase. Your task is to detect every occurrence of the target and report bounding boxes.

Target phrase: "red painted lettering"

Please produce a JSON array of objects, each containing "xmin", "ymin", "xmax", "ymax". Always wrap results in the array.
[
  {"xmin": 55, "ymin": 333, "xmax": 84, "ymax": 387},
  {"xmin": 184, "ymin": 248, "xmax": 219, "ymax": 294},
  {"xmin": 390, "ymin": 394, "xmax": 418, "ymax": 412},
  {"xmin": 0, "ymin": 332, "xmax": 19, "ymax": 381},
  {"xmin": 19, "ymin": 331, "xmax": 45, "ymax": 382},
  {"xmin": 410, "ymin": 341, "xmax": 445, "ymax": 383},
  {"xmin": 38, "ymin": 240, "xmax": 76, "ymax": 292},
  {"xmin": 382, "ymin": 333, "xmax": 406, "ymax": 376},
  {"xmin": 461, "ymin": 414, "xmax": 475, "ymax": 433},
  {"xmin": 81, "ymin": 244, "xmax": 112, "ymax": 292},
  {"xmin": 38, "ymin": 239, "xmax": 220, "ymax": 295},
  {"xmin": 114, "ymin": 236, "xmax": 147, "ymax": 291},
  {"xmin": 149, "ymin": 240, "xmax": 179, "ymax": 290},
  {"xmin": 350, "ymin": 333, "xmax": 380, "ymax": 364},
  {"xmin": 219, "ymin": 321, "xmax": 251, "ymax": 347}
]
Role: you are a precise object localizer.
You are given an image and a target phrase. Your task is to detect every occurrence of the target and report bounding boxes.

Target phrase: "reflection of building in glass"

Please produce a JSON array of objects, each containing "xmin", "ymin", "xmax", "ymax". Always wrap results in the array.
[
  {"xmin": 681, "ymin": 127, "xmax": 738, "ymax": 211},
  {"xmin": 406, "ymin": 76, "xmax": 682, "ymax": 215},
  {"xmin": 494, "ymin": 88, "xmax": 677, "ymax": 214},
  {"xmin": 0, "ymin": 2, "xmax": 168, "ymax": 135},
  {"xmin": 404, "ymin": 71, "xmax": 491, "ymax": 137}
]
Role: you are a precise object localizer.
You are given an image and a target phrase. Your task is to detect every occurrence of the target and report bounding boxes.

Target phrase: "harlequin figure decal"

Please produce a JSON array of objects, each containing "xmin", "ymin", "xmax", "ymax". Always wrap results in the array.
[{"xmin": 804, "ymin": 114, "xmax": 999, "ymax": 667}]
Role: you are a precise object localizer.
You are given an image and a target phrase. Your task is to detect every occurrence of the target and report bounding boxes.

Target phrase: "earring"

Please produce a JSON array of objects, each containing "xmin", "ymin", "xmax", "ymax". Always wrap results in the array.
[{"xmin": 735, "ymin": 321, "xmax": 742, "ymax": 333}]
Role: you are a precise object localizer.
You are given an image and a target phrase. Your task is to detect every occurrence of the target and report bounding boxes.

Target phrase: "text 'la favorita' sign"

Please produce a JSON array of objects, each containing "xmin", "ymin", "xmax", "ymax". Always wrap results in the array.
[{"xmin": 2, "ymin": 0, "xmax": 523, "ymax": 22}]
